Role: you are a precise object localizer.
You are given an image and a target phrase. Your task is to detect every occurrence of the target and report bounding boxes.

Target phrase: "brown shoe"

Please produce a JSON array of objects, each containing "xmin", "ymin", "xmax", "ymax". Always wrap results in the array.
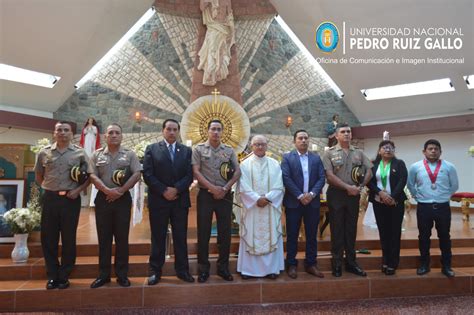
[
  {"xmin": 305, "ymin": 265, "xmax": 324, "ymax": 278},
  {"xmin": 287, "ymin": 265, "xmax": 297, "ymax": 279}
]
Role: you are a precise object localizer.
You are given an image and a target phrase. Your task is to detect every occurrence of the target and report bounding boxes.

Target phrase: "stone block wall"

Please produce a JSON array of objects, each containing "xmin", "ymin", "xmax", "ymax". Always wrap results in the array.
[{"xmin": 56, "ymin": 6, "xmax": 360, "ymax": 153}]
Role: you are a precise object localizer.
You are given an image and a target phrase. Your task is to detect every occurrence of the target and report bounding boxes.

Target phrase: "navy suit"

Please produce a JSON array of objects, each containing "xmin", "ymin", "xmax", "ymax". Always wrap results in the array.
[
  {"xmin": 143, "ymin": 141, "xmax": 193, "ymax": 277},
  {"xmin": 282, "ymin": 150, "xmax": 325, "ymax": 267}
]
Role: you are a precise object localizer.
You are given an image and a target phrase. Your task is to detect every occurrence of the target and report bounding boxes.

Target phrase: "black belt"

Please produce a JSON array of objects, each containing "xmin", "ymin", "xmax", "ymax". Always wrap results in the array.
[
  {"xmin": 44, "ymin": 190, "xmax": 69, "ymax": 196},
  {"xmin": 418, "ymin": 202, "xmax": 449, "ymax": 209}
]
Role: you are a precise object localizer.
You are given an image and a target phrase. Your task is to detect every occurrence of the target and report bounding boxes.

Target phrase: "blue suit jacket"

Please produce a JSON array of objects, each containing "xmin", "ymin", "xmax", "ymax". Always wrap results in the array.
[
  {"xmin": 281, "ymin": 150, "xmax": 326, "ymax": 209},
  {"xmin": 143, "ymin": 141, "xmax": 193, "ymax": 209}
]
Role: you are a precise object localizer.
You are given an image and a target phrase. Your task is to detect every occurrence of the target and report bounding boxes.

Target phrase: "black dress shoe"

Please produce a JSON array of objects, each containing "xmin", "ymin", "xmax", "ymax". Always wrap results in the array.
[
  {"xmin": 287, "ymin": 265, "xmax": 298, "ymax": 279},
  {"xmin": 217, "ymin": 270, "xmax": 234, "ymax": 281},
  {"xmin": 381, "ymin": 265, "xmax": 388, "ymax": 273},
  {"xmin": 266, "ymin": 273, "xmax": 278, "ymax": 280},
  {"xmin": 147, "ymin": 274, "xmax": 161, "ymax": 285},
  {"xmin": 332, "ymin": 266, "xmax": 342, "ymax": 277},
  {"xmin": 46, "ymin": 280, "xmax": 58, "ymax": 290},
  {"xmin": 57, "ymin": 279, "xmax": 70, "ymax": 289},
  {"xmin": 90, "ymin": 277, "xmax": 111, "ymax": 288},
  {"xmin": 116, "ymin": 277, "xmax": 131, "ymax": 287},
  {"xmin": 416, "ymin": 265, "xmax": 430, "ymax": 275},
  {"xmin": 346, "ymin": 265, "xmax": 367, "ymax": 277},
  {"xmin": 197, "ymin": 272, "xmax": 209, "ymax": 283},
  {"xmin": 442, "ymin": 267, "xmax": 455, "ymax": 278},
  {"xmin": 177, "ymin": 272, "xmax": 195, "ymax": 283},
  {"xmin": 385, "ymin": 267, "xmax": 396, "ymax": 276},
  {"xmin": 241, "ymin": 274, "xmax": 252, "ymax": 280}
]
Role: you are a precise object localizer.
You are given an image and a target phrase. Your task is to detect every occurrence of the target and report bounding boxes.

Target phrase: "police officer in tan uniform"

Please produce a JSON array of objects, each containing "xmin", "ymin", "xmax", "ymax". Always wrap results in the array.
[
  {"xmin": 322, "ymin": 123, "xmax": 372, "ymax": 277},
  {"xmin": 192, "ymin": 119, "xmax": 241, "ymax": 283},
  {"xmin": 35, "ymin": 121, "xmax": 90, "ymax": 290},
  {"xmin": 88, "ymin": 123, "xmax": 141, "ymax": 288}
]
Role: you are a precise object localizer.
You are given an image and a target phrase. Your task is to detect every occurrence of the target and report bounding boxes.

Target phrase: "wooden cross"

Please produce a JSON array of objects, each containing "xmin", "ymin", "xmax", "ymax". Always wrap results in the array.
[{"xmin": 211, "ymin": 88, "xmax": 220, "ymax": 104}]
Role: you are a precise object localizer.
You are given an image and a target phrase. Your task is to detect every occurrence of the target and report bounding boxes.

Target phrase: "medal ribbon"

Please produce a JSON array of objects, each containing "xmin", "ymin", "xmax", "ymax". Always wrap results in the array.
[
  {"xmin": 379, "ymin": 160, "xmax": 391, "ymax": 189},
  {"xmin": 423, "ymin": 159, "xmax": 441, "ymax": 185}
]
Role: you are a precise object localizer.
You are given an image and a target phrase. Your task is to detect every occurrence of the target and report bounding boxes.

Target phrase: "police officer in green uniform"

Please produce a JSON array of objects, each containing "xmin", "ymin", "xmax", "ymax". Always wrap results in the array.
[
  {"xmin": 35, "ymin": 121, "xmax": 90, "ymax": 290},
  {"xmin": 192, "ymin": 119, "xmax": 241, "ymax": 283},
  {"xmin": 88, "ymin": 123, "xmax": 141, "ymax": 288},
  {"xmin": 322, "ymin": 123, "xmax": 372, "ymax": 277}
]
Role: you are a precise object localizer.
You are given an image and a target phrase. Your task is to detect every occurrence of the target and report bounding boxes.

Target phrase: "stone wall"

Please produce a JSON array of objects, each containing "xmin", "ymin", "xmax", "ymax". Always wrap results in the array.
[{"xmin": 56, "ymin": 7, "xmax": 360, "ymax": 153}]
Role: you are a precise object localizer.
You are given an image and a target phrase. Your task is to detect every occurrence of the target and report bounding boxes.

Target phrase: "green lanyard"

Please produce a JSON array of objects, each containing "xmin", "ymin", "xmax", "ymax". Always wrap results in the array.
[{"xmin": 379, "ymin": 161, "xmax": 391, "ymax": 190}]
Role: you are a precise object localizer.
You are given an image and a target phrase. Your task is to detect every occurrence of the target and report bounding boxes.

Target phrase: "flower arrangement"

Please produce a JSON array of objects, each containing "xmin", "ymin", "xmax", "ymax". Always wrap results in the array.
[
  {"xmin": 3, "ymin": 207, "xmax": 41, "ymax": 234},
  {"xmin": 30, "ymin": 138, "xmax": 51, "ymax": 154},
  {"xmin": 133, "ymin": 140, "xmax": 151, "ymax": 161}
]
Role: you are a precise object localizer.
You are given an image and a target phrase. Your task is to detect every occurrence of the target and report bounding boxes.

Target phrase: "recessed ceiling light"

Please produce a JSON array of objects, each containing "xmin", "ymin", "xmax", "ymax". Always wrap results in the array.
[
  {"xmin": 0, "ymin": 64, "xmax": 60, "ymax": 88},
  {"xmin": 464, "ymin": 75, "xmax": 473, "ymax": 89},
  {"xmin": 361, "ymin": 78, "xmax": 455, "ymax": 101}
]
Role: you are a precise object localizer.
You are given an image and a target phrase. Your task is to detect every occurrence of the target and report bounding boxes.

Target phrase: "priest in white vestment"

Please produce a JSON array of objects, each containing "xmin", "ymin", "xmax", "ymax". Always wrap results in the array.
[{"xmin": 236, "ymin": 135, "xmax": 285, "ymax": 279}]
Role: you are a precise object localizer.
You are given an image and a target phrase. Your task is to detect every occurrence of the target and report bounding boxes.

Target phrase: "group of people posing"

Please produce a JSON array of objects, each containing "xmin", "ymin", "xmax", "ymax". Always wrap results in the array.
[{"xmin": 34, "ymin": 119, "xmax": 458, "ymax": 290}]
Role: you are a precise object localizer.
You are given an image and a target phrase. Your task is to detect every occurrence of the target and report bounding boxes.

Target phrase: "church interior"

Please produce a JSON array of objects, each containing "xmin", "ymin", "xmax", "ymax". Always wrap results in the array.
[{"xmin": 0, "ymin": 0, "xmax": 473, "ymax": 312}]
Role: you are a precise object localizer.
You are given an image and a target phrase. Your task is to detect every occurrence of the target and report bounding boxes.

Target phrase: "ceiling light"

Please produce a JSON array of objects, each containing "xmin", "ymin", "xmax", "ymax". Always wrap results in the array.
[
  {"xmin": 464, "ymin": 75, "xmax": 473, "ymax": 89},
  {"xmin": 0, "ymin": 64, "xmax": 60, "ymax": 88},
  {"xmin": 361, "ymin": 78, "xmax": 455, "ymax": 101},
  {"xmin": 75, "ymin": 7, "xmax": 155, "ymax": 89}
]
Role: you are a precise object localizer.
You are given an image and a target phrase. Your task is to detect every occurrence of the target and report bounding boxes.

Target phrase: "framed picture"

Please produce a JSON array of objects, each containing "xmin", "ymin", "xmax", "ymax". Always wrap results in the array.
[{"xmin": 0, "ymin": 179, "xmax": 25, "ymax": 242}]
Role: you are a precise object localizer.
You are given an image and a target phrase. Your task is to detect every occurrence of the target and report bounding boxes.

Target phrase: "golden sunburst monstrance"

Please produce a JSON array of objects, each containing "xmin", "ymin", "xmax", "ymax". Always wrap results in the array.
[{"xmin": 181, "ymin": 93, "xmax": 250, "ymax": 152}]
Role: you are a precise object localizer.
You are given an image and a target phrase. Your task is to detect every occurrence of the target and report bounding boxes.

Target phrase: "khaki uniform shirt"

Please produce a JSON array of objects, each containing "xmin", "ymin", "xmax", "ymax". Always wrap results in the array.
[
  {"xmin": 322, "ymin": 144, "xmax": 372, "ymax": 186},
  {"xmin": 34, "ymin": 143, "xmax": 89, "ymax": 191},
  {"xmin": 192, "ymin": 140, "xmax": 238, "ymax": 188},
  {"xmin": 88, "ymin": 146, "xmax": 141, "ymax": 188}
]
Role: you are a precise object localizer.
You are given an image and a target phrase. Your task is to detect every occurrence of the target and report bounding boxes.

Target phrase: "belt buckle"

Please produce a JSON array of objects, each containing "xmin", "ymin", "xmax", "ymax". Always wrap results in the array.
[
  {"xmin": 58, "ymin": 191, "xmax": 67, "ymax": 196},
  {"xmin": 432, "ymin": 203, "xmax": 438, "ymax": 209}
]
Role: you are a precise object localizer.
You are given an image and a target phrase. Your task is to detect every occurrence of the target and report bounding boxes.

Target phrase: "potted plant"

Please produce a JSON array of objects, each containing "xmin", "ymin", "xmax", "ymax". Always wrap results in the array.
[{"xmin": 3, "ymin": 207, "xmax": 41, "ymax": 263}]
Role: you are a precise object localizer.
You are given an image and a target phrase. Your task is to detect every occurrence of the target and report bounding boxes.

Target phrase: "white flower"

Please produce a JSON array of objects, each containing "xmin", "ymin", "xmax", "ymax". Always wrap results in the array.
[
  {"xmin": 31, "ymin": 138, "xmax": 51, "ymax": 154},
  {"xmin": 2, "ymin": 207, "xmax": 41, "ymax": 234},
  {"xmin": 133, "ymin": 141, "xmax": 151, "ymax": 160}
]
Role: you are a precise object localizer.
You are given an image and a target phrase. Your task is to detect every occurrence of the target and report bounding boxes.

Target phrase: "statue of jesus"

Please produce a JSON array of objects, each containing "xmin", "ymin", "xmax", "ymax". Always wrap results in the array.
[{"xmin": 198, "ymin": 0, "xmax": 235, "ymax": 86}]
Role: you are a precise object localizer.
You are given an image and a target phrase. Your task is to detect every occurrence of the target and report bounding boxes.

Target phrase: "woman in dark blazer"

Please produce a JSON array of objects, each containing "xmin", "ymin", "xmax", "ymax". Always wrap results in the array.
[{"xmin": 368, "ymin": 140, "xmax": 407, "ymax": 275}]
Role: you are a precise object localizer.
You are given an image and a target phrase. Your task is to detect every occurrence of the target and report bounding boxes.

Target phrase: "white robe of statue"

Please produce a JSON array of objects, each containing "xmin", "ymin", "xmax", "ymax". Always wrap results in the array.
[
  {"xmin": 198, "ymin": 0, "xmax": 235, "ymax": 86},
  {"xmin": 83, "ymin": 125, "xmax": 98, "ymax": 157},
  {"xmin": 236, "ymin": 154, "xmax": 285, "ymax": 277},
  {"xmin": 82, "ymin": 125, "xmax": 98, "ymax": 206}
]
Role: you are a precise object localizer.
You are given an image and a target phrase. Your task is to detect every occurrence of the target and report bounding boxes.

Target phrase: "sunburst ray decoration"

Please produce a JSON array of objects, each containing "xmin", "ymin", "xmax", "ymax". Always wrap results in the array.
[{"xmin": 181, "ymin": 93, "xmax": 250, "ymax": 152}]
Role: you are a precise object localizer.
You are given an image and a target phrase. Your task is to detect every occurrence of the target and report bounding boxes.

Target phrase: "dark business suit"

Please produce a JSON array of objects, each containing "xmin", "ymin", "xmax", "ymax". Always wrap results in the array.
[
  {"xmin": 143, "ymin": 141, "xmax": 193, "ymax": 278},
  {"xmin": 368, "ymin": 157, "xmax": 407, "ymax": 269},
  {"xmin": 281, "ymin": 150, "xmax": 326, "ymax": 267}
]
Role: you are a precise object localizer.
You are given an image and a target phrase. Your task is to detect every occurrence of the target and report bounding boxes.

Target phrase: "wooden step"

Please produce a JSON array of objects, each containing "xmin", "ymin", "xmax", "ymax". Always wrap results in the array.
[
  {"xmin": 2, "ymin": 238, "xmax": 474, "ymax": 258},
  {"xmin": 1, "ymin": 268, "xmax": 473, "ymax": 312},
  {"xmin": 1, "ymin": 248, "xmax": 474, "ymax": 281}
]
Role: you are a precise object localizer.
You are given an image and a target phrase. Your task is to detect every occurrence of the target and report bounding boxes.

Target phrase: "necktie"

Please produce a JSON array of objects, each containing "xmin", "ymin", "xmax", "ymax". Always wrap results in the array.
[{"xmin": 168, "ymin": 144, "xmax": 175, "ymax": 162}]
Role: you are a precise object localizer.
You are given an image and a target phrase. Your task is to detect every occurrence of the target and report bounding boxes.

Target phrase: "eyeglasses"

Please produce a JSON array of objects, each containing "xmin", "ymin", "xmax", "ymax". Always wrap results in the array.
[
  {"xmin": 253, "ymin": 143, "xmax": 267, "ymax": 148},
  {"xmin": 382, "ymin": 146, "xmax": 395, "ymax": 152}
]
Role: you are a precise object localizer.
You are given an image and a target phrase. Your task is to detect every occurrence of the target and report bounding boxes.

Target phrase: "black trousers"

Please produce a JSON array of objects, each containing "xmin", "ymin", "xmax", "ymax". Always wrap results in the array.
[
  {"xmin": 285, "ymin": 204, "xmax": 320, "ymax": 267},
  {"xmin": 41, "ymin": 191, "xmax": 81, "ymax": 281},
  {"xmin": 197, "ymin": 189, "xmax": 233, "ymax": 274},
  {"xmin": 148, "ymin": 205, "xmax": 190, "ymax": 277},
  {"xmin": 94, "ymin": 191, "xmax": 132, "ymax": 279},
  {"xmin": 373, "ymin": 200, "xmax": 404, "ymax": 269},
  {"xmin": 327, "ymin": 187, "xmax": 360, "ymax": 268},
  {"xmin": 416, "ymin": 202, "xmax": 452, "ymax": 267}
]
